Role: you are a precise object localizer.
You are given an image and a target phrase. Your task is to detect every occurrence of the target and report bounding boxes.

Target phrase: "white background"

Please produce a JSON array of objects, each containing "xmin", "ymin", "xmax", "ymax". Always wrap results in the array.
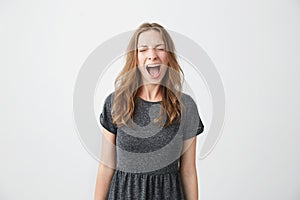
[{"xmin": 1, "ymin": 0, "xmax": 300, "ymax": 199}]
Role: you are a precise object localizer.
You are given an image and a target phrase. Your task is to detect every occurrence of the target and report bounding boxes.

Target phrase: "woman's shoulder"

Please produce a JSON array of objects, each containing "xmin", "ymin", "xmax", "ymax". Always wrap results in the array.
[
  {"xmin": 180, "ymin": 92, "xmax": 200, "ymax": 114},
  {"xmin": 103, "ymin": 91, "xmax": 115, "ymax": 104},
  {"xmin": 181, "ymin": 92, "xmax": 196, "ymax": 104}
]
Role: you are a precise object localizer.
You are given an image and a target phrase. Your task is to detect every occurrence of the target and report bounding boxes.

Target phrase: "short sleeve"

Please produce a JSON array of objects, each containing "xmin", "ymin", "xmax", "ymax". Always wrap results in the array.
[
  {"xmin": 99, "ymin": 93, "xmax": 118, "ymax": 134},
  {"xmin": 181, "ymin": 94, "xmax": 204, "ymax": 140}
]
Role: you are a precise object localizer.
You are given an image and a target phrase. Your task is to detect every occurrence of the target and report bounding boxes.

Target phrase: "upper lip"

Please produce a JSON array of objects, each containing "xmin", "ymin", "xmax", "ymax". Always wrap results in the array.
[{"xmin": 145, "ymin": 63, "xmax": 161, "ymax": 67}]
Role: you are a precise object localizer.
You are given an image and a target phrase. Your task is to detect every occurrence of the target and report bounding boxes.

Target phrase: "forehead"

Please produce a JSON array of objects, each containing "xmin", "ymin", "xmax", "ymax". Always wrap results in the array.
[{"xmin": 137, "ymin": 29, "xmax": 164, "ymax": 46}]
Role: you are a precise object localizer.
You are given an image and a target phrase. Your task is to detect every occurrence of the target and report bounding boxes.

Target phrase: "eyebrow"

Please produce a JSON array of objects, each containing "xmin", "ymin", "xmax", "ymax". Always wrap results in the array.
[{"xmin": 138, "ymin": 43, "xmax": 165, "ymax": 48}]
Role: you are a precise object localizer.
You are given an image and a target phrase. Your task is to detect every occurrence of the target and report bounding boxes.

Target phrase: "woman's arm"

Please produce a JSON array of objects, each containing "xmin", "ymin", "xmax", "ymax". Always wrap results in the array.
[
  {"xmin": 180, "ymin": 137, "xmax": 198, "ymax": 200},
  {"xmin": 94, "ymin": 128, "xmax": 116, "ymax": 200}
]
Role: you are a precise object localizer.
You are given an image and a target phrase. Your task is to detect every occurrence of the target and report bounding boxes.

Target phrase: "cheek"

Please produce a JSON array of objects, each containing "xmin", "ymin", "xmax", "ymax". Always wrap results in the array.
[
  {"xmin": 137, "ymin": 65, "xmax": 142, "ymax": 73},
  {"xmin": 137, "ymin": 55, "xmax": 144, "ymax": 66},
  {"xmin": 159, "ymin": 52, "xmax": 169, "ymax": 63}
]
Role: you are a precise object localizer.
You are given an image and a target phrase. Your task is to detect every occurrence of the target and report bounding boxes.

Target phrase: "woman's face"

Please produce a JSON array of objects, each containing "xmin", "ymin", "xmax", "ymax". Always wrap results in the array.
[{"xmin": 137, "ymin": 29, "xmax": 169, "ymax": 84}]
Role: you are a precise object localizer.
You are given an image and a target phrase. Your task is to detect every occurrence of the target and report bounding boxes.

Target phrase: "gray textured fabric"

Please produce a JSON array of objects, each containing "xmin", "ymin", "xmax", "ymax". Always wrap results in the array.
[{"xmin": 100, "ymin": 92, "xmax": 204, "ymax": 200}]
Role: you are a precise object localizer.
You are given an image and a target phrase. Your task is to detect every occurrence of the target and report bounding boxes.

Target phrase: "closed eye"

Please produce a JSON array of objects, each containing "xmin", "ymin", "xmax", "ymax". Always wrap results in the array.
[{"xmin": 138, "ymin": 47, "xmax": 147, "ymax": 52}]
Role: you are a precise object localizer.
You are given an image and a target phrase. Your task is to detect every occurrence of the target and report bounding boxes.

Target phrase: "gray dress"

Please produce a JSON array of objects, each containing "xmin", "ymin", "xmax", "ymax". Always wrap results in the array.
[{"xmin": 100, "ymin": 92, "xmax": 204, "ymax": 200}]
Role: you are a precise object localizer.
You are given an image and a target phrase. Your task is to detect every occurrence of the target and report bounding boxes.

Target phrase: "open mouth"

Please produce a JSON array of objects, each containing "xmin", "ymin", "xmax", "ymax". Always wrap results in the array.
[{"xmin": 146, "ymin": 64, "xmax": 161, "ymax": 78}]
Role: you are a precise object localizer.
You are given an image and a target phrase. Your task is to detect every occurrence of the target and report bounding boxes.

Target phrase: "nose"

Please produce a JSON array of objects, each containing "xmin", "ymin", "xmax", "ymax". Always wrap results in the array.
[{"xmin": 147, "ymin": 48, "xmax": 157, "ymax": 60}]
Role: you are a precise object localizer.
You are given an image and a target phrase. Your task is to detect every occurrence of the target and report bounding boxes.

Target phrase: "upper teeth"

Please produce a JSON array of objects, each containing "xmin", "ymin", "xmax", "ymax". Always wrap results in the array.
[{"xmin": 147, "ymin": 64, "xmax": 160, "ymax": 68}]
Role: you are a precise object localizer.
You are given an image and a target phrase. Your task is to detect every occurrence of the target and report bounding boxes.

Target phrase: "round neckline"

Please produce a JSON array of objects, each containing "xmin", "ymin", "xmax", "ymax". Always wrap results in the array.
[{"xmin": 136, "ymin": 96, "xmax": 162, "ymax": 104}]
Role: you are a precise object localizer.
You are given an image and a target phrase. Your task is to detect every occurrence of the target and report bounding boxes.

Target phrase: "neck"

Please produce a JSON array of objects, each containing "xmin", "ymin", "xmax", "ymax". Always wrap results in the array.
[{"xmin": 138, "ymin": 84, "xmax": 162, "ymax": 101}]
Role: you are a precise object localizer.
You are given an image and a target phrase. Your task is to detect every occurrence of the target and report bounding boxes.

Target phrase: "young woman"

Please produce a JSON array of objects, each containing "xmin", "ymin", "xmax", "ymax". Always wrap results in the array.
[{"xmin": 94, "ymin": 22, "xmax": 204, "ymax": 200}]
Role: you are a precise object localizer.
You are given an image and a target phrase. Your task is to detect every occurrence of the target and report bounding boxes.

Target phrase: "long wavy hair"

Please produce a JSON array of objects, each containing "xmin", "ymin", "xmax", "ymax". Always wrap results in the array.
[{"xmin": 111, "ymin": 22, "xmax": 184, "ymax": 127}]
